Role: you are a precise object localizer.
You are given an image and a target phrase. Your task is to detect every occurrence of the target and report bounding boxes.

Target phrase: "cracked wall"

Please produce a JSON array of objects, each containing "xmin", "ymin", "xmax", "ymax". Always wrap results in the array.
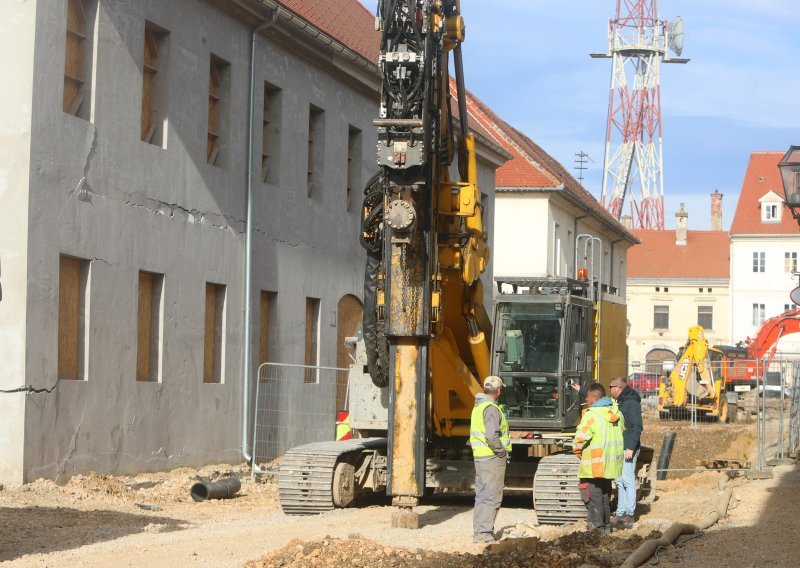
[{"xmin": 6, "ymin": 0, "xmax": 502, "ymax": 484}]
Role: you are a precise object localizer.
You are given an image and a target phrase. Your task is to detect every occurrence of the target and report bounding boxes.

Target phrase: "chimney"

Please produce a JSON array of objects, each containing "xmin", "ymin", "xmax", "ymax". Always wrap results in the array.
[
  {"xmin": 620, "ymin": 214, "xmax": 633, "ymax": 229},
  {"xmin": 710, "ymin": 190, "xmax": 723, "ymax": 231},
  {"xmin": 676, "ymin": 203, "xmax": 688, "ymax": 246}
]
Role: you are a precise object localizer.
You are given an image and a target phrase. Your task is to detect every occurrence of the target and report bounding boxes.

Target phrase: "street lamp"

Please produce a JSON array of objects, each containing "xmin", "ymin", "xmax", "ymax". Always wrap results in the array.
[{"xmin": 778, "ymin": 145, "xmax": 800, "ymax": 222}]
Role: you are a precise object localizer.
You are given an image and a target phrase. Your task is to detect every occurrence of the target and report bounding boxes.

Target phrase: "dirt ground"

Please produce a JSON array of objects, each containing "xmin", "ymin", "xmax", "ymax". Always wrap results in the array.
[{"xmin": 2, "ymin": 415, "xmax": 798, "ymax": 567}]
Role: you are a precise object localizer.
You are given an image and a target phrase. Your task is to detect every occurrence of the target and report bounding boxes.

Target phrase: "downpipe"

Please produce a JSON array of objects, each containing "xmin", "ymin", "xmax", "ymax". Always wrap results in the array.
[{"xmin": 242, "ymin": 8, "xmax": 279, "ymax": 470}]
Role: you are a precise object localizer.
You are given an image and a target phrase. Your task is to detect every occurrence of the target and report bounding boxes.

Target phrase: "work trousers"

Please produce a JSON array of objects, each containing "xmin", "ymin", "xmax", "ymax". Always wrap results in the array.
[
  {"xmin": 615, "ymin": 447, "xmax": 640, "ymax": 517},
  {"xmin": 579, "ymin": 477, "xmax": 612, "ymax": 530},
  {"xmin": 473, "ymin": 457, "xmax": 506, "ymax": 539}
]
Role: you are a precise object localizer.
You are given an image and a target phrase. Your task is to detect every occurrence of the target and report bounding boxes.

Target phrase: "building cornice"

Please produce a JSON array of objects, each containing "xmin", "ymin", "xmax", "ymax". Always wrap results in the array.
[{"xmin": 628, "ymin": 278, "xmax": 729, "ymax": 285}]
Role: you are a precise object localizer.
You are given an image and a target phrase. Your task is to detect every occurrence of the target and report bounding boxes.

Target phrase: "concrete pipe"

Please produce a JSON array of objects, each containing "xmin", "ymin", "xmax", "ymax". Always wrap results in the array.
[{"xmin": 190, "ymin": 477, "xmax": 242, "ymax": 501}]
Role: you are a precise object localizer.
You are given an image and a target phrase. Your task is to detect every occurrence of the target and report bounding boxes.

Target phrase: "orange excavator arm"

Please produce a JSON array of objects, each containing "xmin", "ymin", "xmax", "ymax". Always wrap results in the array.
[{"xmin": 744, "ymin": 309, "xmax": 800, "ymax": 369}]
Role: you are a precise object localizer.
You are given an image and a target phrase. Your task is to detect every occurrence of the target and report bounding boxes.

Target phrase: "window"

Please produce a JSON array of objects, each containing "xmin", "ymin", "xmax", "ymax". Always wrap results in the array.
[
  {"xmin": 136, "ymin": 271, "xmax": 164, "ymax": 382},
  {"xmin": 654, "ymin": 305, "xmax": 669, "ymax": 329},
  {"xmin": 58, "ymin": 256, "xmax": 89, "ymax": 380},
  {"xmin": 204, "ymin": 282, "xmax": 226, "ymax": 383},
  {"xmin": 698, "ymin": 306, "xmax": 713, "ymax": 330},
  {"xmin": 207, "ymin": 54, "xmax": 229, "ymax": 166},
  {"xmin": 763, "ymin": 203, "xmax": 779, "ymax": 222},
  {"xmin": 655, "ymin": 287, "xmax": 660, "ymax": 292},
  {"xmin": 63, "ymin": 0, "xmax": 97, "ymax": 119},
  {"xmin": 784, "ymin": 304, "xmax": 798, "ymax": 312},
  {"xmin": 307, "ymin": 105, "xmax": 325, "ymax": 197},
  {"xmin": 261, "ymin": 83, "xmax": 281, "ymax": 183},
  {"xmin": 347, "ymin": 125, "xmax": 362, "ymax": 212},
  {"xmin": 752, "ymin": 251, "xmax": 765, "ymax": 273},
  {"xmin": 664, "ymin": 287, "xmax": 669, "ymax": 293},
  {"xmin": 259, "ymin": 291, "xmax": 277, "ymax": 366},
  {"xmin": 752, "ymin": 303, "xmax": 765, "ymax": 326},
  {"xmin": 304, "ymin": 297, "xmax": 320, "ymax": 382},
  {"xmin": 141, "ymin": 22, "xmax": 169, "ymax": 146},
  {"xmin": 707, "ymin": 288, "xmax": 712, "ymax": 293},
  {"xmin": 785, "ymin": 252, "xmax": 797, "ymax": 273}
]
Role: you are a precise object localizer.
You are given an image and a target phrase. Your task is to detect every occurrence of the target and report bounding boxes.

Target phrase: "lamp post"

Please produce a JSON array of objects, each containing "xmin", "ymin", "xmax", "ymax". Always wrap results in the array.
[{"xmin": 778, "ymin": 146, "xmax": 800, "ymax": 222}]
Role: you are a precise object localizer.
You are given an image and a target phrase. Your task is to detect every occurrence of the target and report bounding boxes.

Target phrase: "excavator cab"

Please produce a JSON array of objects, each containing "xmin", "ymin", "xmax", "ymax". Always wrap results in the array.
[{"xmin": 493, "ymin": 278, "xmax": 593, "ymax": 431}]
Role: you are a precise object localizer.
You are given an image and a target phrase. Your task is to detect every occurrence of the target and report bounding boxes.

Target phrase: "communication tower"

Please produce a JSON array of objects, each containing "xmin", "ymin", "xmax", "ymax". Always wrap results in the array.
[{"xmin": 591, "ymin": 1, "xmax": 688, "ymax": 229}]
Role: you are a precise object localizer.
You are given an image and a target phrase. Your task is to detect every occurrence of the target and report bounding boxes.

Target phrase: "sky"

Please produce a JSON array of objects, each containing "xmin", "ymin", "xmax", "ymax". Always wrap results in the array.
[{"xmin": 460, "ymin": 0, "xmax": 799, "ymax": 230}]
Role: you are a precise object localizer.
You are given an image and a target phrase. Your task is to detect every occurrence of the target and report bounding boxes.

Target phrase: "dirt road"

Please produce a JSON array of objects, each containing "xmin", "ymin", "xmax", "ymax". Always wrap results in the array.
[{"xmin": 1, "ymin": 419, "xmax": 798, "ymax": 567}]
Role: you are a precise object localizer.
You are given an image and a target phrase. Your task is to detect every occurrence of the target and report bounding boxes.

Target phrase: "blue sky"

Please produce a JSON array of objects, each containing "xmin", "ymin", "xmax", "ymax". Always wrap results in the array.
[{"xmin": 460, "ymin": 0, "xmax": 799, "ymax": 230}]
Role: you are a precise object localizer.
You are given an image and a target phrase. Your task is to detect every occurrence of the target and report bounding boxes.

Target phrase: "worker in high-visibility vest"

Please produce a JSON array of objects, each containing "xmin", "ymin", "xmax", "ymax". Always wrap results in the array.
[
  {"xmin": 469, "ymin": 375, "xmax": 511, "ymax": 543},
  {"xmin": 573, "ymin": 382, "xmax": 625, "ymax": 532}
]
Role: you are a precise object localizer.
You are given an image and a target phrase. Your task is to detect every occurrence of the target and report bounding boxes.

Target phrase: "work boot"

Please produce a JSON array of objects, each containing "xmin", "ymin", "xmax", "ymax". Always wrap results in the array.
[
  {"xmin": 621, "ymin": 515, "xmax": 635, "ymax": 527},
  {"xmin": 473, "ymin": 533, "xmax": 495, "ymax": 544}
]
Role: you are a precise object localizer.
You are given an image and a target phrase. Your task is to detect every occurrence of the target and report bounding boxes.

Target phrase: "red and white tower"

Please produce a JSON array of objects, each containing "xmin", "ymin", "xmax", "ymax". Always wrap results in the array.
[{"xmin": 592, "ymin": 1, "xmax": 688, "ymax": 229}]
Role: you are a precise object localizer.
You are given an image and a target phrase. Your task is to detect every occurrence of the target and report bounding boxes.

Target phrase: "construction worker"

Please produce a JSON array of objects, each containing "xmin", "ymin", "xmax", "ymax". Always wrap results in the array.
[
  {"xmin": 573, "ymin": 383, "xmax": 625, "ymax": 532},
  {"xmin": 609, "ymin": 376, "xmax": 643, "ymax": 529},
  {"xmin": 470, "ymin": 375, "xmax": 511, "ymax": 543}
]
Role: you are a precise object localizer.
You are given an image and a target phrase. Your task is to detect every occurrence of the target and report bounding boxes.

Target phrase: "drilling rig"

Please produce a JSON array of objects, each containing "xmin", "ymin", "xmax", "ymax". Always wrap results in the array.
[{"xmin": 278, "ymin": 0, "xmax": 655, "ymax": 528}]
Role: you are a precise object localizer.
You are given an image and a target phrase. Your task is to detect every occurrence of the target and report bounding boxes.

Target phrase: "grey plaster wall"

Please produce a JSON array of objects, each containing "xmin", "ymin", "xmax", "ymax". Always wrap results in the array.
[{"xmin": 11, "ymin": 0, "xmax": 503, "ymax": 483}]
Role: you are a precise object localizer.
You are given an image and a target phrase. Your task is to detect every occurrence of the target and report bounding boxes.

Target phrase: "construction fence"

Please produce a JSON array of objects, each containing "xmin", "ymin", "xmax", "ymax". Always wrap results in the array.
[
  {"xmin": 249, "ymin": 358, "xmax": 800, "ymax": 480},
  {"xmin": 628, "ymin": 356, "xmax": 800, "ymax": 477},
  {"xmin": 251, "ymin": 362, "xmax": 349, "ymax": 471}
]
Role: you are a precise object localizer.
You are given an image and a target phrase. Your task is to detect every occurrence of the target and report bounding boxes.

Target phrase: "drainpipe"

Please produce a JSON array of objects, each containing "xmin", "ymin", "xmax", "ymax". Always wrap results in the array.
[{"xmin": 243, "ymin": 8, "xmax": 279, "ymax": 467}]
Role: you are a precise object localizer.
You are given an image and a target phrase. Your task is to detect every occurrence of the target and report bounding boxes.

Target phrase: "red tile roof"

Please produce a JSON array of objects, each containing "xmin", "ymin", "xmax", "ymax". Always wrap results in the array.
[
  {"xmin": 628, "ymin": 230, "xmax": 730, "ymax": 279},
  {"xmin": 730, "ymin": 152, "xmax": 798, "ymax": 235},
  {"xmin": 276, "ymin": 0, "xmax": 380, "ymax": 64},
  {"xmin": 462, "ymin": 91, "xmax": 636, "ymax": 241}
]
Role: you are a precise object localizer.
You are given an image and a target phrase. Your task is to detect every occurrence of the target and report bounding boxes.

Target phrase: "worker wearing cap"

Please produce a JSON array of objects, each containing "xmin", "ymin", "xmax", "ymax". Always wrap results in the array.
[{"xmin": 469, "ymin": 375, "xmax": 511, "ymax": 543}]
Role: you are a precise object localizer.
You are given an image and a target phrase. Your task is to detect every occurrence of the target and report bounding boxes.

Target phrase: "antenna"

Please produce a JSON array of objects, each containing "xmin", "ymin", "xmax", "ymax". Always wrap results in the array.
[
  {"xmin": 668, "ymin": 16, "xmax": 685, "ymax": 57},
  {"xmin": 591, "ymin": 1, "xmax": 689, "ymax": 230},
  {"xmin": 574, "ymin": 151, "xmax": 593, "ymax": 186}
]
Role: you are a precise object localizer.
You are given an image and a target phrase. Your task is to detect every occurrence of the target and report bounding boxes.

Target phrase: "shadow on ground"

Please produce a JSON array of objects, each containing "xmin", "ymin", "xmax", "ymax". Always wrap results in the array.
[{"xmin": 0, "ymin": 506, "xmax": 187, "ymax": 562}]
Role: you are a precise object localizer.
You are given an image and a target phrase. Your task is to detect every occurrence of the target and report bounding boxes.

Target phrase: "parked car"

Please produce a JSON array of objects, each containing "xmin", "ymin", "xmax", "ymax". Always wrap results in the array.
[{"xmin": 628, "ymin": 372, "xmax": 661, "ymax": 396}]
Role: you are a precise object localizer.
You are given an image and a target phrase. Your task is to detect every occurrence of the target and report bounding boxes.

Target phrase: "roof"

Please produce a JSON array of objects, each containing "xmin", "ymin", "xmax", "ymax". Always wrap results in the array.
[
  {"xmin": 628, "ymin": 230, "xmax": 730, "ymax": 279},
  {"xmin": 276, "ymin": 0, "xmax": 380, "ymax": 64},
  {"xmin": 462, "ymin": 91, "xmax": 636, "ymax": 241},
  {"xmin": 730, "ymin": 152, "xmax": 799, "ymax": 236}
]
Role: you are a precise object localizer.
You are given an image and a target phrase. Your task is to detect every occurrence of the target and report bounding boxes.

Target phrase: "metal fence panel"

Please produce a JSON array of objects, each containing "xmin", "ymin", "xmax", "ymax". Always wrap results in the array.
[{"xmin": 251, "ymin": 363, "xmax": 349, "ymax": 470}]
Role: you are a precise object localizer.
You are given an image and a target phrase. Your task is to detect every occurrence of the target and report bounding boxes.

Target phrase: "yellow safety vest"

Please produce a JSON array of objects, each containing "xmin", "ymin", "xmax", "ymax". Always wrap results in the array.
[
  {"xmin": 573, "ymin": 403, "xmax": 625, "ymax": 479},
  {"xmin": 470, "ymin": 400, "xmax": 512, "ymax": 458}
]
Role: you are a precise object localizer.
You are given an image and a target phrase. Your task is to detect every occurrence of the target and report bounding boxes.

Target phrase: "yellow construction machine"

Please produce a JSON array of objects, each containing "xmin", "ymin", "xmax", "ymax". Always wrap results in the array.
[
  {"xmin": 658, "ymin": 325, "xmax": 728, "ymax": 421},
  {"xmin": 278, "ymin": 0, "xmax": 653, "ymax": 527}
]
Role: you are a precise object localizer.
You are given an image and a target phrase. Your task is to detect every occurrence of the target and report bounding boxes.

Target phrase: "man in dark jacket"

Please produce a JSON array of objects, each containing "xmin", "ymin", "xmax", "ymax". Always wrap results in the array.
[{"xmin": 609, "ymin": 376, "xmax": 643, "ymax": 528}]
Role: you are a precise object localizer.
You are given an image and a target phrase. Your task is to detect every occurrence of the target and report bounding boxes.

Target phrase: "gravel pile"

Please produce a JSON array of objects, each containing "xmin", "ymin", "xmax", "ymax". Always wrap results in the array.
[{"xmin": 246, "ymin": 530, "xmax": 659, "ymax": 568}]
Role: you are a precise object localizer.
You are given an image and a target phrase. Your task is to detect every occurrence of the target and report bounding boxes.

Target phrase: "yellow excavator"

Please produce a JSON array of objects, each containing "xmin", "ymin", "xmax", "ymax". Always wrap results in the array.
[{"xmin": 658, "ymin": 325, "xmax": 728, "ymax": 422}]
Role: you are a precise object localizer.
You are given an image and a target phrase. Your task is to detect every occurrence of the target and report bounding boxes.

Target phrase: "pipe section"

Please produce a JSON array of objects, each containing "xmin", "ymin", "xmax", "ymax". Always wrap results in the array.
[
  {"xmin": 657, "ymin": 431, "xmax": 677, "ymax": 481},
  {"xmin": 190, "ymin": 477, "xmax": 242, "ymax": 501}
]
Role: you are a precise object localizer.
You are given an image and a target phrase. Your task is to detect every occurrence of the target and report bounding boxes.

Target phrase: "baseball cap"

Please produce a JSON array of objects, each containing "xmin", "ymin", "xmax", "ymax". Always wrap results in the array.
[{"xmin": 483, "ymin": 375, "xmax": 503, "ymax": 391}]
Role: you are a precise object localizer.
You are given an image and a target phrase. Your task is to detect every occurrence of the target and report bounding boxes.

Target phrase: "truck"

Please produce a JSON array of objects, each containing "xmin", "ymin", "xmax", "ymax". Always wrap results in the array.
[{"xmin": 278, "ymin": 0, "xmax": 654, "ymax": 526}]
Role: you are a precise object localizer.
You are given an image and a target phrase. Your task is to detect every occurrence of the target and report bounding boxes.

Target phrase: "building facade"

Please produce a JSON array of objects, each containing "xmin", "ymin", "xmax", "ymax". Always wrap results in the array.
[
  {"xmin": 626, "ymin": 197, "xmax": 730, "ymax": 372},
  {"xmin": 0, "ymin": 0, "xmax": 506, "ymax": 484},
  {"xmin": 730, "ymin": 152, "xmax": 800, "ymax": 351}
]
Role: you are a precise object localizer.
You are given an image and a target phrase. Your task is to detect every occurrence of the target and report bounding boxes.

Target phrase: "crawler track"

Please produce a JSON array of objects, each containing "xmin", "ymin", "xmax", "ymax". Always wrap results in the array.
[
  {"xmin": 279, "ymin": 438, "xmax": 386, "ymax": 515},
  {"xmin": 533, "ymin": 452, "xmax": 587, "ymax": 525}
]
